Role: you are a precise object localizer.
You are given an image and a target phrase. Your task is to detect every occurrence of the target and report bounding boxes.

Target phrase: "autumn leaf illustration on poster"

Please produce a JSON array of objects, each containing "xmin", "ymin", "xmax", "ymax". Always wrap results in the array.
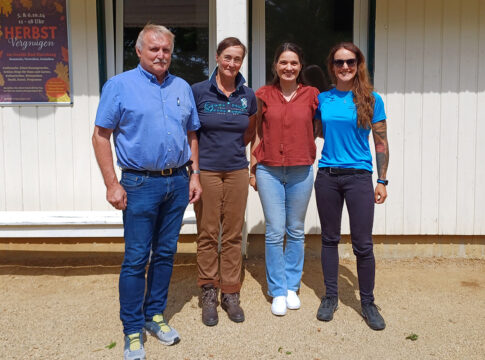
[{"xmin": 0, "ymin": 0, "xmax": 71, "ymax": 104}]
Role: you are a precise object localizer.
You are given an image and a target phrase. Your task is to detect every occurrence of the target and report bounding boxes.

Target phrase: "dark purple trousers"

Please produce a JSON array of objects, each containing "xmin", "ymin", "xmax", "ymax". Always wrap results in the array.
[{"xmin": 314, "ymin": 168, "xmax": 376, "ymax": 305}]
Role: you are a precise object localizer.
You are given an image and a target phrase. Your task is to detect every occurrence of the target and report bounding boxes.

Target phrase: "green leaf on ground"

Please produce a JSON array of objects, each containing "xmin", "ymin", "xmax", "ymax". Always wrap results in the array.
[
  {"xmin": 278, "ymin": 347, "xmax": 283, "ymax": 353},
  {"xmin": 106, "ymin": 341, "xmax": 117, "ymax": 349},
  {"xmin": 406, "ymin": 333, "xmax": 418, "ymax": 341},
  {"xmin": 286, "ymin": 351, "xmax": 292, "ymax": 355}
]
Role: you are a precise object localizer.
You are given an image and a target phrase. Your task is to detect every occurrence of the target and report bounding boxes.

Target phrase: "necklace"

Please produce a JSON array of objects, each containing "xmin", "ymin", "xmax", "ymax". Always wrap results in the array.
[{"xmin": 281, "ymin": 87, "xmax": 298, "ymax": 102}]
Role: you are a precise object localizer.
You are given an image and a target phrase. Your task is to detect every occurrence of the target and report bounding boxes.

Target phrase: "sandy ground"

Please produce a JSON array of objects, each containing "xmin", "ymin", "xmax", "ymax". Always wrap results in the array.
[{"xmin": 1, "ymin": 254, "xmax": 484, "ymax": 360}]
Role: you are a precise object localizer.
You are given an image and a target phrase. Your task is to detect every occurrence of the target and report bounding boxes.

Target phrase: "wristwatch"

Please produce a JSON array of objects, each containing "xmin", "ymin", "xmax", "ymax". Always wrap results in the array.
[
  {"xmin": 190, "ymin": 169, "xmax": 201, "ymax": 175},
  {"xmin": 377, "ymin": 179, "xmax": 388, "ymax": 186}
]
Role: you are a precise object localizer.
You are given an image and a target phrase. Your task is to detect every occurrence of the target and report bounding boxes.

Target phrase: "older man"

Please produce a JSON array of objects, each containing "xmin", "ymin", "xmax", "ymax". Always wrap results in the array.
[{"xmin": 92, "ymin": 24, "xmax": 201, "ymax": 360}]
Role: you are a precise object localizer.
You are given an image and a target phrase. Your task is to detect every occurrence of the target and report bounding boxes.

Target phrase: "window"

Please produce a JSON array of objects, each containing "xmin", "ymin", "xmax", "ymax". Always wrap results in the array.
[
  {"xmin": 265, "ymin": 0, "xmax": 353, "ymax": 84},
  {"xmin": 251, "ymin": 0, "xmax": 370, "ymax": 90},
  {"xmin": 101, "ymin": 0, "xmax": 211, "ymax": 85}
]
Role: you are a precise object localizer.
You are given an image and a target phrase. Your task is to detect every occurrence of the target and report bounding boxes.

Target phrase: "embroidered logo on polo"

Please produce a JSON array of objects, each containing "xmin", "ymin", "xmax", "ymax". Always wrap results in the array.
[
  {"xmin": 203, "ymin": 98, "xmax": 248, "ymax": 115},
  {"xmin": 240, "ymin": 97, "xmax": 248, "ymax": 109}
]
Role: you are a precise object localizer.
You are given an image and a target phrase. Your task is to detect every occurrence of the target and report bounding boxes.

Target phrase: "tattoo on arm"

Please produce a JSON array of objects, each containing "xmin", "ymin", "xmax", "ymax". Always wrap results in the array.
[{"xmin": 372, "ymin": 120, "xmax": 389, "ymax": 179}]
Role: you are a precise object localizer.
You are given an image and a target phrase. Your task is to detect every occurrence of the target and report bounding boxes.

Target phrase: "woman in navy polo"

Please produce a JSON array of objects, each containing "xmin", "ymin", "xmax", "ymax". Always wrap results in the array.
[
  {"xmin": 314, "ymin": 42, "xmax": 390, "ymax": 330},
  {"xmin": 191, "ymin": 37, "xmax": 257, "ymax": 326}
]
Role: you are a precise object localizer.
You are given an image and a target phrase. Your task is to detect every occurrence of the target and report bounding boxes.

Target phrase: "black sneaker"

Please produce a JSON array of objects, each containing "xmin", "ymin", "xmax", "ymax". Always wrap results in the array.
[
  {"xmin": 361, "ymin": 303, "xmax": 386, "ymax": 330},
  {"xmin": 316, "ymin": 296, "xmax": 338, "ymax": 321}
]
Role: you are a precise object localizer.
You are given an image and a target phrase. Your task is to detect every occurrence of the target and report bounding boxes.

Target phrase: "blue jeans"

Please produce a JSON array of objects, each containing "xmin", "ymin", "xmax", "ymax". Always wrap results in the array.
[
  {"xmin": 119, "ymin": 169, "xmax": 189, "ymax": 335},
  {"xmin": 256, "ymin": 164, "xmax": 314, "ymax": 297}
]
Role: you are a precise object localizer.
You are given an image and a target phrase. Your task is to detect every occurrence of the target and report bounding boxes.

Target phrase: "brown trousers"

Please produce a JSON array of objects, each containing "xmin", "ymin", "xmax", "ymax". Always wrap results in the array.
[{"xmin": 194, "ymin": 168, "xmax": 249, "ymax": 293}]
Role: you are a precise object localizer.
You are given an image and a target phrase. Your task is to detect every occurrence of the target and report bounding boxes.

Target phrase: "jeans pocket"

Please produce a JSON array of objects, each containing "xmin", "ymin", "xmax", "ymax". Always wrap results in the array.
[
  {"xmin": 180, "ymin": 168, "xmax": 189, "ymax": 181},
  {"xmin": 120, "ymin": 172, "xmax": 145, "ymax": 188},
  {"xmin": 354, "ymin": 172, "xmax": 372, "ymax": 180}
]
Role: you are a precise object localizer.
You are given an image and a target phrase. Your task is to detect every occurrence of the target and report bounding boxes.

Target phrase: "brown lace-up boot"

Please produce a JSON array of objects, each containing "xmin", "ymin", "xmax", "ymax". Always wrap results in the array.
[
  {"xmin": 221, "ymin": 292, "xmax": 245, "ymax": 323},
  {"xmin": 201, "ymin": 285, "xmax": 218, "ymax": 326}
]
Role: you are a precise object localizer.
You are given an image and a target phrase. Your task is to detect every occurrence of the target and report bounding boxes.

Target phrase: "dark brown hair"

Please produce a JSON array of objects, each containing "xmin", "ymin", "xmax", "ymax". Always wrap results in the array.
[
  {"xmin": 216, "ymin": 37, "xmax": 247, "ymax": 58},
  {"xmin": 327, "ymin": 42, "xmax": 374, "ymax": 128},
  {"xmin": 302, "ymin": 64, "xmax": 330, "ymax": 92},
  {"xmin": 270, "ymin": 42, "xmax": 307, "ymax": 86}
]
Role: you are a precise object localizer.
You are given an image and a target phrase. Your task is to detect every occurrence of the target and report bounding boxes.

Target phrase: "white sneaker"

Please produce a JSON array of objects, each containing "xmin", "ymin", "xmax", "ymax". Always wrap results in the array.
[
  {"xmin": 286, "ymin": 290, "xmax": 301, "ymax": 310},
  {"xmin": 271, "ymin": 296, "xmax": 287, "ymax": 316}
]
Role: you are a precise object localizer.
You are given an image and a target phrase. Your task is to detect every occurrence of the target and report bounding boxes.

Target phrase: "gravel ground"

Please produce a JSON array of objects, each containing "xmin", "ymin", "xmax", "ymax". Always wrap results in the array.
[{"xmin": 1, "ymin": 255, "xmax": 484, "ymax": 360}]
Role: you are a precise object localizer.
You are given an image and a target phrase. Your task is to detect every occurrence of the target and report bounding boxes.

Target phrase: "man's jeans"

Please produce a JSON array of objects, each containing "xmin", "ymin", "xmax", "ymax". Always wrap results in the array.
[
  {"xmin": 119, "ymin": 169, "xmax": 189, "ymax": 335},
  {"xmin": 256, "ymin": 164, "xmax": 314, "ymax": 297}
]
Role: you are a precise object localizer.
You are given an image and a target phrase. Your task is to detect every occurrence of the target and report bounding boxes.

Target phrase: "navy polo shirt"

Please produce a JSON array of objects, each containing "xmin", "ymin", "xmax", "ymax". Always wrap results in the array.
[{"xmin": 192, "ymin": 70, "xmax": 257, "ymax": 171}]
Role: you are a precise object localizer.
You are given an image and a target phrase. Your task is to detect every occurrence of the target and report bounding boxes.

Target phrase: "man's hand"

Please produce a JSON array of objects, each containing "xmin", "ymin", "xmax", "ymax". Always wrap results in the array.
[
  {"xmin": 92, "ymin": 126, "xmax": 127, "ymax": 209},
  {"xmin": 374, "ymin": 183, "xmax": 387, "ymax": 204},
  {"xmin": 189, "ymin": 174, "xmax": 202, "ymax": 203},
  {"xmin": 107, "ymin": 182, "xmax": 127, "ymax": 210}
]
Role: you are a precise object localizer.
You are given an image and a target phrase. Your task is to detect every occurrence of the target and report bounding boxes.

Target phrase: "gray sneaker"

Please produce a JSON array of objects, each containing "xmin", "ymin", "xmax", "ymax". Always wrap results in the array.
[
  {"xmin": 316, "ymin": 296, "xmax": 338, "ymax": 321},
  {"xmin": 145, "ymin": 314, "xmax": 180, "ymax": 346},
  {"xmin": 361, "ymin": 303, "xmax": 386, "ymax": 330},
  {"xmin": 124, "ymin": 332, "xmax": 146, "ymax": 360}
]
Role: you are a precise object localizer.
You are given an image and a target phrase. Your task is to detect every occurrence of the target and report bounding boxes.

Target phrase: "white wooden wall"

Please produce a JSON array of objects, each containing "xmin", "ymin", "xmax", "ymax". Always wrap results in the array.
[
  {"xmin": 372, "ymin": 0, "xmax": 485, "ymax": 235},
  {"xmin": 1, "ymin": 0, "xmax": 483, "ymax": 236},
  {"xmin": 247, "ymin": 0, "xmax": 485, "ymax": 236},
  {"xmin": 0, "ymin": 0, "xmax": 109, "ymax": 212}
]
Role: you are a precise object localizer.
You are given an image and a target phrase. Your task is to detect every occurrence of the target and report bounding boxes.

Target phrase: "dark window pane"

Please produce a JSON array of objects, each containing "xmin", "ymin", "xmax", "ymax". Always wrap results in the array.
[
  {"xmin": 123, "ymin": 0, "xmax": 209, "ymax": 84},
  {"xmin": 265, "ymin": 0, "xmax": 353, "ymax": 85}
]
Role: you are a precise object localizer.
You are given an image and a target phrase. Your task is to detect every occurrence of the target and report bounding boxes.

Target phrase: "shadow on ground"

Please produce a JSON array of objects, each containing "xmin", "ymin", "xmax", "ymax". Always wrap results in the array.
[
  {"xmin": 0, "ymin": 250, "xmax": 200, "ymax": 322},
  {"xmin": 244, "ymin": 248, "xmax": 362, "ymax": 314},
  {"xmin": 164, "ymin": 260, "xmax": 200, "ymax": 321}
]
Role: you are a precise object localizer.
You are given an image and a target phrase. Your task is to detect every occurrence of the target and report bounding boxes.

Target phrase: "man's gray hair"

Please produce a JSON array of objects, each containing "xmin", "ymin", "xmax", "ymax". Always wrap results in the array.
[{"xmin": 136, "ymin": 24, "xmax": 175, "ymax": 52}]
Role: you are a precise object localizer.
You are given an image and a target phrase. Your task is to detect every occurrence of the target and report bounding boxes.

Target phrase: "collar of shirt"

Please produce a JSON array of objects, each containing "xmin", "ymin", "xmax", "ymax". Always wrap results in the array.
[
  {"xmin": 274, "ymin": 82, "xmax": 303, "ymax": 103},
  {"xmin": 209, "ymin": 67, "xmax": 246, "ymax": 97},
  {"xmin": 137, "ymin": 64, "xmax": 172, "ymax": 86}
]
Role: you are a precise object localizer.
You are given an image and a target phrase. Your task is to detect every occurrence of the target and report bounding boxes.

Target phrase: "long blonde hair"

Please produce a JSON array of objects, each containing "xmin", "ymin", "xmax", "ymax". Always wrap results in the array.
[{"xmin": 327, "ymin": 42, "xmax": 374, "ymax": 129}]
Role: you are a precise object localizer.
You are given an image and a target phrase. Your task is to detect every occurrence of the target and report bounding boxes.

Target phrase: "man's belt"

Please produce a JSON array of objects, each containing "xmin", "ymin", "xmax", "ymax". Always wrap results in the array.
[
  {"xmin": 321, "ymin": 167, "xmax": 370, "ymax": 175},
  {"xmin": 122, "ymin": 166, "xmax": 185, "ymax": 177}
]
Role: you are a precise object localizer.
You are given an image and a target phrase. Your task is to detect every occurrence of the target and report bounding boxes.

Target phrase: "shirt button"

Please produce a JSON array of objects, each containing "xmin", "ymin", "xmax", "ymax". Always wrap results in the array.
[
  {"xmin": 228, "ymin": 110, "xmax": 231, "ymax": 113},
  {"xmin": 168, "ymin": 132, "xmax": 171, "ymax": 135},
  {"xmin": 168, "ymin": 149, "xmax": 171, "ymax": 152}
]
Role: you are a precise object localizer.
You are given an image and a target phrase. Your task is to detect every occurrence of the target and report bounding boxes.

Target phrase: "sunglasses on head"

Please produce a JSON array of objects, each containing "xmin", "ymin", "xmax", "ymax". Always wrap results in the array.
[{"xmin": 333, "ymin": 58, "xmax": 357, "ymax": 68}]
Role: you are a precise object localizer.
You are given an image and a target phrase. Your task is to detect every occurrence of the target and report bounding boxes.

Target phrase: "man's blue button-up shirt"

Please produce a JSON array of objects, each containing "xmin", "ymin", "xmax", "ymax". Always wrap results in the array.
[{"xmin": 95, "ymin": 64, "xmax": 200, "ymax": 171}]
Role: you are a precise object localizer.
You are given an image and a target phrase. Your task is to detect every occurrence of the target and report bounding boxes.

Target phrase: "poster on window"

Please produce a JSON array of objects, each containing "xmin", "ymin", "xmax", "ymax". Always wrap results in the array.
[{"xmin": 0, "ymin": 0, "xmax": 71, "ymax": 104}]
